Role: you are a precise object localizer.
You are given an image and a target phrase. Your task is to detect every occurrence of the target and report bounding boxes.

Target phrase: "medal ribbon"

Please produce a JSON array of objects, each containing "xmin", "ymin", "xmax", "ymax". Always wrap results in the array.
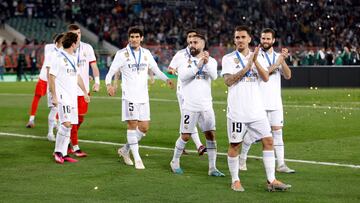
[
  {"xmin": 60, "ymin": 51, "xmax": 77, "ymax": 72},
  {"xmin": 129, "ymin": 45, "xmax": 141, "ymax": 72}
]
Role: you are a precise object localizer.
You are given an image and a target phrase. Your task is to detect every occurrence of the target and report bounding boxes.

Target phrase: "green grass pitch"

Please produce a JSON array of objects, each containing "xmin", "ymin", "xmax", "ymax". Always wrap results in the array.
[{"xmin": 0, "ymin": 80, "xmax": 359, "ymax": 202}]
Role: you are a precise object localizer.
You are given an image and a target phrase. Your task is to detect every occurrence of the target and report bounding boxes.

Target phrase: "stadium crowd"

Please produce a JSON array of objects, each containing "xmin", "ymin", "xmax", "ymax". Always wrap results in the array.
[{"xmin": 0, "ymin": 0, "xmax": 360, "ymax": 73}]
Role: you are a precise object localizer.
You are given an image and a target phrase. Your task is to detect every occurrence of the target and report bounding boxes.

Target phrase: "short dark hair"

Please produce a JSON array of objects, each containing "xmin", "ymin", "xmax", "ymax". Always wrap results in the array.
[
  {"xmin": 67, "ymin": 24, "xmax": 80, "ymax": 31},
  {"xmin": 235, "ymin": 25, "xmax": 251, "ymax": 36},
  {"xmin": 261, "ymin": 28, "xmax": 276, "ymax": 38},
  {"xmin": 193, "ymin": 33, "xmax": 206, "ymax": 41},
  {"xmin": 53, "ymin": 33, "xmax": 64, "ymax": 44},
  {"xmin": 186, "ymin": 29, "xmax": 197, "ymax": 36},
  {"xmin": 62, "ymin": 32, "xmax": 78, "ymax": 49},
  {"xmin": 128, "ymin": 26, "xmax": 143, "ymax": 37}
]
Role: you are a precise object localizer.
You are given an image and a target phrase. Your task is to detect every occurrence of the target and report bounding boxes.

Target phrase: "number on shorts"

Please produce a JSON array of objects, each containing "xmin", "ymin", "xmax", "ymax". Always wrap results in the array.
[
  {"xmin": 232, "ymin": 122, "xmax": 242, "ymax": 133},
  {"xmin": 184, "ymin": 115, "xmax": 190, "ymax": 124},
  {"xmin": 129, "ymin": 102, "xmax": 134, "ymax": 112},
  {"xmin": 62, "ymin": 105, "xmax": 71, "ymax": 114}
]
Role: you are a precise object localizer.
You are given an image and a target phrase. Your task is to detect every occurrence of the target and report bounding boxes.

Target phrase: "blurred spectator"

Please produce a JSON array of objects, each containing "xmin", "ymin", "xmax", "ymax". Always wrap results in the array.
[{"xmin": 0, "ymin": 50, "xmax": 4, "ymax": 81}]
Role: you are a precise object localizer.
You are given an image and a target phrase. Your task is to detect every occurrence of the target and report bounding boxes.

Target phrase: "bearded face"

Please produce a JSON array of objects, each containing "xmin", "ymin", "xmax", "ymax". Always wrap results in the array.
[
  {"xmin": 190, "ymin": 47, "xmax": 200, "ymax": 56},
  {"xmin": 260, "ymin": 32, "xmax": 275, "ymax": 51}
]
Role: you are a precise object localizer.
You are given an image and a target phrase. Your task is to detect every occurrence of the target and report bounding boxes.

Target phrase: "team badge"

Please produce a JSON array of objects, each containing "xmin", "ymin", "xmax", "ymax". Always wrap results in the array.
[
  {"xmin": 125, "ymin": 52, "xmax": 129, "ymax": 58},
  {"xmin": 144, "ymin": 56, "xmax": 147, "ymax": 61},
  {"xmin": 234, "ymin": 58, "xmax": 239, "ymax": 64},
  {"xmin": 188, "ymin": 59, "xmax": 192, "ymax": 64},
  {"xmin": 63, "ymin": 58, "xmax": 67, "ymax": 63}
]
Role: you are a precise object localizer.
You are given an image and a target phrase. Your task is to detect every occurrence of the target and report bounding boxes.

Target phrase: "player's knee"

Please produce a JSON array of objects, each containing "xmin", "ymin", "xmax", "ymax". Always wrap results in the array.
[
  {"xmin": 62, "ymin": 122, "xmax": 72, "ymax": 128},
  {"xmin": 271, "ymin": 126, "xmax": 282, "ymax": 131},
  {"xmin": 181, "ymin": 133, "xmax": 191, "ymax": 141},
  {"xmin": 127, "ymin": 120, "xmax": 138, "ymax": 130},
  {"xmin": 204, "ymin": 130, "xmax": 215, "ymax": 140},
  {"xmin": 262, "ymin": 136, "xmax": 273, "ymax": 149},
  {"xmin": 138, "ymin": 126, "xmax": 149, "ymax": 134}
]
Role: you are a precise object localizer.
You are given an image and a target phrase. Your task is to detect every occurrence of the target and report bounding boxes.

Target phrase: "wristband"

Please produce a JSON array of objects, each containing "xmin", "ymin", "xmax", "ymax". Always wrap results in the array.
[{"xmin": 95, "ymin": 76, "xmax": 100, "ymax": 84}]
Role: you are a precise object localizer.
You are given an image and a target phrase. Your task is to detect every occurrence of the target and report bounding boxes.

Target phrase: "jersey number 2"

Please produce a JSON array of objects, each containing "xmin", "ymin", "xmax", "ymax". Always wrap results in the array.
[{"xmin": 184, "ymin": 115, "xmax": 190, "ymax": 124}]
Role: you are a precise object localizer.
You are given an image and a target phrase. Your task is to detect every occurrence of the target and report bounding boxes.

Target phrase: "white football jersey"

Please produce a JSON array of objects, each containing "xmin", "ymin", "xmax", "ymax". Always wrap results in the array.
[
  {"xmin": 221, "ymin": 50, "xmax": 267, "ymax": 122},
  {"xmin": 178, "ymin": 55, "xmax": 218, "ymax": 112},
  {"xmin": 75, "ymin": 41, "xmax": 96, "ymax": 95},
  {"xmin": 49, "ymin": 50, "xmax": 79, "ymax": 107},
  {"xmin": 168, "ymin": 47, "xmax": 191, "ymax": 95},
  {"xmin": 39, "ymin": 44, "xmax": 57, "ymax": 81},
  {"xmin": 259, "ymin": 49, "xmax": 283, "ymax": 110},
  {"xmin": 106, "ymin": 44, "xmax": 167, "ymax": 103}
]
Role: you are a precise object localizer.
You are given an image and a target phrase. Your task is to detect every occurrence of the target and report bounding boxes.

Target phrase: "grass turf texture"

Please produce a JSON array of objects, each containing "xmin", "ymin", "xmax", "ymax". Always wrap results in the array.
[{"xmin": 0, "ymin": 80, "xmax": 359, "ymax": 202}]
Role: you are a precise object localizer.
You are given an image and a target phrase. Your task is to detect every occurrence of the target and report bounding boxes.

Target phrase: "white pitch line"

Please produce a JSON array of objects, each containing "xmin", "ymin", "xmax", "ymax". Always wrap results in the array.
[
  {"xmin": 0, "ymin": 93, "xmax": 358, "ymax": 110},
  {"xmin": 1, "ymin": 132, "xmax": 359, "ymax": 169}
]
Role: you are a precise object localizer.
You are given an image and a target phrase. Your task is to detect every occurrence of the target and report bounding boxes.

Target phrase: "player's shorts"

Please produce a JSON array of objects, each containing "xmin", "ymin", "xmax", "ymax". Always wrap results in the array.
[
  {"xmin": 34, "ymin": 79, "xmax": 47, "ymax": 96},
  {"xmin": 227, "ymin": 118, "xmax": 271, "ymax": 143},
  {"xmin": 122, "ymin": 99, "xmax": 150, "ymax": 121},
  {"xmin": 58, "ymin": 103, "xmax": 78, "ymax": 125},
  {"xmin": 180, "ymin": 108, "xmax": 216, "ymax": 134},
  {"xmin": 266, "ymin": 109, "xmax": 284, "ymax": 127},
  {"xmin": 177, "ymin": 93, "xmax": 199, "ymax": 134},
  {"xmin": 78, "ymin": 95, "xmax": 89, "ymax": 115}
]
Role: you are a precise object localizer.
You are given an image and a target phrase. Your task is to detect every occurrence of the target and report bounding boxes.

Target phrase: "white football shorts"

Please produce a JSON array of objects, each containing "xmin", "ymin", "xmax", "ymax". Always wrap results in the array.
[
  {"xmin": 180, "ymin": 108, "xmax": 216, "ymax": 134},
  {"xmin": 122, "ymin": 99, "xmax": 150, "ymax": 121}
]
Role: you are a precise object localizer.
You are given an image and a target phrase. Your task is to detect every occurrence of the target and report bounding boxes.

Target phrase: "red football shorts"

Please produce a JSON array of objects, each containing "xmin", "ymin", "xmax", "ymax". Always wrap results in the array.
[{"xmin": 35, "ymin": 79, "xmax": 47, "ymax": 96}]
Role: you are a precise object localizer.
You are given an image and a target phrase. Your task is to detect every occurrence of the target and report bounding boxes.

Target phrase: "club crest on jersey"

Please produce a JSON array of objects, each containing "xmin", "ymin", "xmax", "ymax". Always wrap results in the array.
[
  {"xmin": 144, "ymin": 56, "xmax": 147, "ymax": 61},
  {"xmin": 125, "ymin": 52, "xmax": 130, "ymax": 60},
  {"xmin": 188, "ymin": 59, "xmax": 192, "ymax": 64},
  {"xmin": 234, "ymin": 58, "xmax": 240, "ymax": 64},
  {"xmin": 63, "ymin": 58, "xmax": 67, "ymax": 63}
]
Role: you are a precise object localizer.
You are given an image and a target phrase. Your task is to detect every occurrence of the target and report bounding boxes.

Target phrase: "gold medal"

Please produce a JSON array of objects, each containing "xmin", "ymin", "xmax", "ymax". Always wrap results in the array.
[{"xmin": 234, "ymin": 58, "xmax": 239, "ymax": 64}]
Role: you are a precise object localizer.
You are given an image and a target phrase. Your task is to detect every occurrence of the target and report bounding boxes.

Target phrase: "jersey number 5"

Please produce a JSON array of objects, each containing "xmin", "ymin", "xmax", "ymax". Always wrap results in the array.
[{"xmin": 129, "ymin": 103, "xmax": 134, "ymax": 112}]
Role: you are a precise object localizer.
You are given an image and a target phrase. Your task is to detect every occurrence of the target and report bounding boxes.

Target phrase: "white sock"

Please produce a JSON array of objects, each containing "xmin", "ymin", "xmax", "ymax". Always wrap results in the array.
[
  {"xmin": 127, "ymin": 130, "xmax": 141, "ymax": 162},
  {"xmin": 239, "ymin": 132, "xmax": 253, "ymax": 160},
  {"xmin": 29, "ymin": 115, "xmax": 35, "ymax": 122},
  {"xmin": 263, "ymin": 150, "xmax": 276, "ymax": 183},
  {"xmin": 227, "ymin": 156, "xmax": 240, "ymax": 183},
  {"xmin": 191, "ymin": 131, "xmax": 202, "ymax": 149},
  {"xmin": 48, "ymin": 107, "xmax": 57, "ymax": 135},
  {"xmin": 273, "ymin": 129, "xmax": 285, "ymax": 166},
  {"xmin": 135, "ymin": 127, "xmax": 145, "ymax": 141},
  {"xmin": 172, "ymin": 137, "xmax": 187, "ymax": 166},
  {"xmin": 54, "ymin": 125, "xmax": 71, "ymax": 156},
  {"xmin": 206, "ymin": 140, "xmax": 217, "ymax": 171},
  {"xmin": 73, "ymin": 145, "xmax": 80, "ymax": 151}
]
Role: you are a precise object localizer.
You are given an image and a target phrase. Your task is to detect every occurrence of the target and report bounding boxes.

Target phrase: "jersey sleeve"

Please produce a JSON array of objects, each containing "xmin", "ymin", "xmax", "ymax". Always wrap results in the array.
[
  {"xmin": 49, "ymin": 55, "xmax": 59, "ymax": 77},
  {"xmin": 147, "ymin": 50, "xmax": 168, "ymax": 81},
  {"xmin": 221, "ymin": 55, "xmax": 233, "ymax": 76},
  {"xmin": 168, "ymin": 52, "xmax": 181, "ymax": 70},
  {"xmin": 87, "ymin": 44, "xmax": 96, "ymax": 63},
  {"xmin": 203, "ymin": 58, "xmax": 218, "ymax": 80},
  {"xmin": 105, "ymin": 51, "xmax": 123, "ymax": 85}
]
